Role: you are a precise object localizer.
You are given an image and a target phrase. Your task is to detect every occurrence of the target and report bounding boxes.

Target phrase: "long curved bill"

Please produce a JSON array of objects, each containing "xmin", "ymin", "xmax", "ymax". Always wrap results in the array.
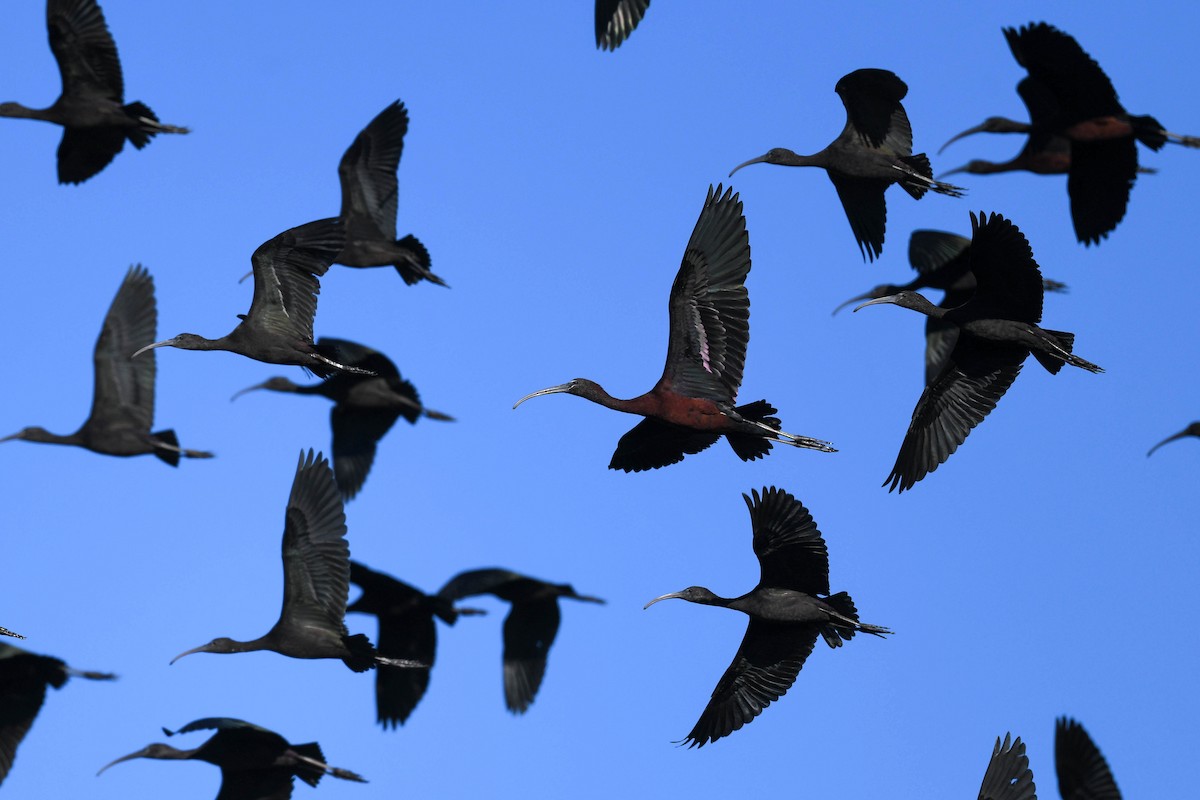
[
  {"xmin": 512, "ymin": 383, "xmax": 572, "ymax": 409},
  {"xmin": 728, "ymin": 153, "xmax": 771, "ymax": 177},
  {"xmin": 97, "ymin": 747, "xmax": 157, "ymax": 776},
  {"xmin": 131, "ymin": 339, "xmax": 178, "ymax": 359},
  {"xmin": 852, "ymin": 295, "xmax": 902, "ymax": 313},
  {"xmin": 643, "ymin": 591, "xmax": 686, "ymax": 610},
  {"xmin": 1147, "ymin": 430, "xmax": 1191, "ymax": 457},
  {"xmin": 832, "ymin": 290, "xmax": 881, "ymax": 316},
  {"xmin": 0, "ymin": 433, "xmax": 23, "ymax": 444},
  {"xmin": 169, "ymin": 643, "xmax": 210, "ymax": 664},
  {"xmin": 230, "ymin": 381, "xmax": 272, "ymax": 402},
  {"xmin": 938, "ymin": 123, "xmax": 991, "ymax": 154}
]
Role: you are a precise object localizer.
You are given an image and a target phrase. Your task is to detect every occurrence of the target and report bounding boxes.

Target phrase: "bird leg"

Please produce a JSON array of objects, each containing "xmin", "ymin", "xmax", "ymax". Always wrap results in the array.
[
  {"xmin": 310, "ymin": 351, "xmax": 377, "ymax": 377},
  {"xmin": 374, "ymin": 655, "xmax": 429, "ymax": 669},
  {"xmin": 134, "ymin": 116, "xmax": 190, "ymax": 135},
  {"xmin": 289, "ymin": 750, "xmax": 368, "ymax": 783},
  {"xmin": 751, "ymin": 419, "xmax": 837, "ymax": 453},
  {"xmin": 891, "ymin": 163, "xmax": 966, "ymax": 197},
  {"xmin": 153, "ymin": 439, "xmax": 215, "ymax": 459}
]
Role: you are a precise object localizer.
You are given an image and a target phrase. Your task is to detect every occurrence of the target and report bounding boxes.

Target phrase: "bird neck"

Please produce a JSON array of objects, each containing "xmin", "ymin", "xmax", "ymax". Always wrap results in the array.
[
  {"xmin": 573, "ymin": 380, "xmax": 655, "ymax": 414},
  {"xmin": 769, "ymin": 149, "xmax": 821, "ymax": 167},
  {"xmin": 13, "ymin": 428, "xmax": 83, "ymax": 446},
  {"xmin": 0, "ymin": 102, "xmax": 53, "ymax": 122}
]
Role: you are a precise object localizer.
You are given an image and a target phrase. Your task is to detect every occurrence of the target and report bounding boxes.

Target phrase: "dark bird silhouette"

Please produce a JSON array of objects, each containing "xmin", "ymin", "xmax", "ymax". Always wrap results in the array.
[
  {"xmin": 596, "ymin": 0, "xmax": 649, "ymax": 50},
  {"xmin": 514, "ymin": 184, "xmax": 834, "ymax": 472},
  {"xmin": 1056, "ymin": 717, "xmax": 1121, "ymax": 800},
  {"xmin": 0, "ymin": 642, "xmax": 115, "ymax": 786},
  {"xmin": 170, "ymin": 450, "xmax": 418, "ymax": 672},
  {"xmin": 834, "ymin": 230, "xmax": 1067, "ymax": 385},
  {"xmin": 438, "ymin": 568, "xmax": 604, "ymax": 714},
  {"xmin": 728, "ymin": 68, "xmax": 964, "ymax": 261},
  {"xmin": 855, "ymin": 212, "xmax": 1102, "ymax": 493},
  {"xmin": 0, "ymin": 629, "xmax": 21, "ymax": 640},
  {"xmin": 347, "ymin": 561, "xmax": 485, "ymax": 727},
  {"xmin": 232, "ymin": 337, "xmax": 453, "ymax": 500},
  {"xmin": 132, "ymin": 219, "xmax": 369, "ymax": 378},
  {"xmin": 940, "ymin": 22, "xmax": 1199, "ymax": 245},
  {"xmin": 1, "ymin": 266, "xmax": 212, "ymax": 465},
  {"xmin": 978, "ymin": 733, "xmax": 1037, "ymax": 800},
  {"xmin": 0, "ymin": 0, "xmax": 188, "ymax": 184},
  {"xmin": 335, "ymin": 100, "xmax": 443, "ymax": 286},
  {"xmin": 644, "ymin": 487, "xmax": 890, "ymax": 747},
  {"xmin": 98, "ymin": 717, "xmax": 366, "ymax": 799},
  {"xmin": 1147, "ymin": 422, "xmax": 1200, "ymax": 457}
]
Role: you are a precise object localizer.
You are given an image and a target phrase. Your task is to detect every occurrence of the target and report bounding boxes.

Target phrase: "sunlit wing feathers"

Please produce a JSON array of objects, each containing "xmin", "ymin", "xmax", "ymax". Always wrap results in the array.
[
  {"xmin": 978, "ymin": 734, "xmax": 1037, "ymax": 800},
  {"xmin": 48, "ymin": 0, "xmax": 123, "ymax": 101},
  {"xmin": 247, "ymin": 219, "xmax": 345, "ymax": 342},
  {"xmin": 834, "ymin": 68, "xmax": 912, "ymax": 153},
  {"xmin": 966, "ymin": 212, "xmax": 1044, "ymax": 323},
  {"xmin": 1004, "ymin": 22, "xmax": 1123, "ymax": 120},
  {"xmin": 684, "ymin": 621, "xmax": 817, "ymax": 748},
  {"xmin": 609, "ymin": 417, "xmax": 720, "ymax": 472},
  {"xmin": 338, "ymin": 101, "xmax": 407, "ymax": 241},
  {"xmin": 1056, "ymin": 717, "xmax": 1122, "ymax": 800},
  {"xmin": 87, "ymin": 265, "xmax": 156, "ymax": 434},
  {"xmin": 829, "ymin": 175, "xmax": 889, "ymax": 262},
  {"xmin": 595, "ymin": 0, "xmax": 649, "ymax": 50},
  {"xmin": 502, "ymin": 597, "xmax": 560, "ymax": 713},
  {"xmin": 279, "ymin": 451, "xmax": 351, "ymax": 634},
  {"xmin": 661, "ymin": 184, "xmax": 750, "ymax": 404},
  {"xmin": 744, "ymin": 487, "xmax": 830, "ymax": 596}
]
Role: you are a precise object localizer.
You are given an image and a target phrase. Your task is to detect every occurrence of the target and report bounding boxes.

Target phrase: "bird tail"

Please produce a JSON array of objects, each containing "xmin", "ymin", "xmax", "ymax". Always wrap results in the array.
[
  {"xmin": 123, "ymin": 101, "xmax": 190, "ymax": 147},
  {"xmin": 151, "ymin": 430, "xmax": 181, "ymax": 467},
  {"xmin": 290, "ymin": 743, "xmax": 327, "ymax": 787},
  {"xmin": 1129, "ymin": 114, "xmax": 1168, "ymax": 150},
  {"xmin": 1033, "ymin": 330, "xmax": 1104, "ymax": 374},
  {"xmin": 394, "ymin": 235, "xmax": 447, "ymax": 286},
  {"xmin": 725, "ymin": 400, "xmax": 779, "ymax": 462},
  {"xmin": 897, "ymin": 154, "xmax": 932, "ymax": 199},
  {"xmin": 821, "ymin": 591, "xmax": 892, "ymax": 647},
  {"xmin": 341, "ymin": 633, "xmax": 378, "ymax": 672}
]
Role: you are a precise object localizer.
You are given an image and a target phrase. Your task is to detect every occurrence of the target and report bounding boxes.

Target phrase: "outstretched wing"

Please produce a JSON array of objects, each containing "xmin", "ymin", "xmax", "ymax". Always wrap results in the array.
[
  {"xmin": 330, "ymin": 405, "xmax": 400, "ymax": 501},
  {"xmin": 47, "ymin": 0, "xmax": 124, "ymax": 102},
  {"xmin": 86, "ymin": 265, "xmax": 156, "ymax": 434},
  {"xmin": 1004, "ymin": 22, "xmax": 1124, "ymax": 121},
  {"xmin": 834, "ymin": 68, "xmax": 912, "ymax": 154},
  {"xmin": 608, "ymin": 417, "xmax": 720, "ymax": 473},
  {"xmin": 501, "ymin": 597, "xmax": 560, "ymax": 714},
  {"xmin": 829, "ymin": 174, "xmax": 890, "ymax": 263},
  {"xmin": 338, "ymin": 101, "xmax": 407, "ymax": 242},
  {"xmin": 1056, "ymin": 717, "xmax": 1122, "ymax": 800},
  {"xmin": 1067, "ymin": 138, "xmax": 1137, "ymax": 246},
  {"xmin": 965, "ymin": 212, "xmax": 1045, "ymax": 324},
  {"xmin": 908, "ymin": 230, "xmax": 972, "ymax": 284},
  {"xmin": 978, "ymin": 734, "xmax": 1037, "ymax": 800},
  {"xmin": 744, "ymin": 487, "xmax": 829, "ymax": 596},
  {"xmin": 595, "ymin": 0, "xmax": 650, "ymax": 50},
  {"xmin": 247, "ymin": 219, "xmax": 345, "ymax": 342}
]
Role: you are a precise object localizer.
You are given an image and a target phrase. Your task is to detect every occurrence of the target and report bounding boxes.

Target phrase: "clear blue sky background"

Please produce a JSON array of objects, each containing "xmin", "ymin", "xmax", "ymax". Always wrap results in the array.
[{"xmin": 1, "ymin": 1, "xmax": 1196, "ymax": 797}]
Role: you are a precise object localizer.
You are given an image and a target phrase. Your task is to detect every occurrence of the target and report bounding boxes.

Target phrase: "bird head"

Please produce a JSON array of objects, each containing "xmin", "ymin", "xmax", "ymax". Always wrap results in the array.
[
  {"xmin": 643, "ymin": 586, "xmax": 720, "ymax": 609},
  {"xmin": 132, "ymin": 334, "xmax": 213, "ymax": 358},
  {"xmin": 852, "ymin": 290, "xmax": 938, "ymax": 316},
  {"xmin": 0, "ymin": 426, "xmax": 52, "ymax": 444},
  {"xmin": 728, "ymin": 148, "xmax": 801, "ymax": 176},
  {"xmin": 512, "ymin": 378, "xmax": 600, "ymax": 408},
  {"xmin": 97, "ymin": 743, "xmax": 185, "ymax": 774},
  {"xmin": 938, "ymin": 117, "xmax": 1030, "ymax": 153},
  {"xmin": 170, "ymin": 637, "xmax": 240, "ymax": 663},
  {"xmin": 832, "ymin": 285, "xmax": 902, "ymax": 315},
  {"xmin": 231, "ymin": 377, "xmax": 300, "ymax": 401}
]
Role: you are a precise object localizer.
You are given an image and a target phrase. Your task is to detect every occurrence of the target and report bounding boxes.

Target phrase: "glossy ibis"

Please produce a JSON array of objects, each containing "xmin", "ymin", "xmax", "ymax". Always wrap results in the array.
[
  {"xmin": 335, "ymin": 100, "xmax": 443, "ymax": 287},
  {"xmin": 98, "ymin": 717, "xmax": 366, "ymax": 798},
  {"xmin": 347, "ymin": 561, "xmax": 484, "ymax": 727},
  {"xmin": 855, "ymin": 212, "xmax": 1102, "ymax": 493},
  {"xmin": 596, "ymin": 0, "xmax": 649, "ymax": 50},
  {"xmin": 439, "ymin": 568, "xmax": 604, "ymax": 714},
  {"xmin": 514, "ymin": 184, "xmax": 834, "ymax": 472},
  {"xmin": 0, "ymin": 0, "xmax": 188, "ymax": 184},
  {"xmin": 0, "ymin": 629, "xmax": 21, "ymax": 640},
  {"xmin": 0, "ymin": 642, "xmax": 115, "ymax": 786},
  {"xmin": 1056, "ymin": 717, "xmax": 1121, "ymax": 800},
  {"xmin": 1, "ymin": 266, "xmax": 212, "ymax": 465},
  {"xmin": 232, "ymin": 337, "xmax": 453, "ymax": 500},
  {"xmin": 170, "ymin": 450, "xmax": 419, "ymax": 672},
  {"xmin": 1147, "ymin": 422, "xmax": 1200, "ymax": 457},
  {"xmin": 978, "ymin": 733, "xmax": 1037, "ymax": 800},
  {"xmin": 133, "ymin": 219, "xmax": 370, "ymax": 377},
  {"xmin": 941, "ymin": 22, "xmax": 1199, "ymax": 245},
  {"xmin": 644, "ymin": 487, "xmax": 890, "ymax": 747},
  {"xmin": 729, "ymin": 68, "xmax": 964, "ymax": 262},
  {"xmin": 834, "ymin": 230, "xmax": 1067, "ymax": 386}
]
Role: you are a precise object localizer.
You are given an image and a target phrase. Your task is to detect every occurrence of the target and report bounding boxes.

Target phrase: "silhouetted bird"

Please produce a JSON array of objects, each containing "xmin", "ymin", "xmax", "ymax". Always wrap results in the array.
[
  {"xmin": 941, "ymin": 22, "xmax": 1199, "ymax": 245},
  {"xmin": 133, "ymin": 219, "xmax": 370, "ymax": 377},
  {"xmin": 99, "ymin": 717, "xmax": 366, "ymax": 799},
  {"xmin": 348, "ymin": 561, "xmax": 484, "ymax": 727},
  {"xmin": 855, "ymin": 212, "xmax": 1102, "ymax": 492},
  {"xmin": 644, "ymin": 487, "xmax": 890, "ymax": 747},
  {"xmin": 232, "ymin": 337, "xmax": 453, "ymax": 500},
  {"xmin": 514, "ymin": 184, "xmax": 834, "ymax": 472},
  {"xmin": 335, "ymin": 100, "xmax": 443, "ymax": 286},
  {"xmin": 439, "ymin": 568, "xmax": 604, "ymax": 714},
  {"xmin": 1147, "ymin": 422, "xmax": 1200, "ymax": 457},
  {"xmin": 0, "ymin": 0, "xmax": 188, "ymax": 183},
  {"xmin": 1057, "ymin": 717, "xmax": 1122, "ymax": 800},
  {"xmin": 1, "ymin": 266, "xmax": 212, "ymax": 465},
  {"xmin": 0, "ymin": 642, "xmax": 115, "ymax": 786},
  {"xmin": 171, "ymin": 450, "xmax": 418, "ymax": 672},
  {"xmin": 729, "ymin": 68, "xmax": 964, "ymax": 261},
  {"xmin": 596, "ymin": 0, "xmax": 649, "ymax": 50},
  {"xmin": 978, "ymin": 733, "xmax": 1037, "ymax": 800}
]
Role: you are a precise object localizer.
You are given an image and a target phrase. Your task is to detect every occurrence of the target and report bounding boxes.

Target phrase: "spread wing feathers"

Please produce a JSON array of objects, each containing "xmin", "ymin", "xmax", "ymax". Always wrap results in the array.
[
  {"xmin": 169, "ymin": 717, "xmax": 288, "ymax": 745},
  {"xmin": 595, "ymin": 0, "xmax": 650, "ymax": 50},
  {"xmin": 966, "ymin": 212, "xmax": 1045, "ymax": 323},
  {"xmin": 1004, "ymin": 23, "xmax": 1123, "ymax": 120},
  {"xmin": 1056, "ymin": 717, "xmax": 1122, "ymax": 800},
  {"xmin": 978, "ymin": 734, "xmax": 1038, "ymax": 800},
  {"xmin": 279, "ymin": 451, "xmax": 352, "ymax": 631},
  {"xmin": 438, "ymin": 568, "xmax": 526, "ymax": 601},
  {"xmin": 744, "ymin": 487, "xmax": 830, "ymax": 596},
  {"xmin": 661, "ymin": 184, "xmax": 750, "ymax": 403},
  {"xmin": 609, "ymin": 416, "xmax": 721, "ymax": 472},
  {"xmin": 247, "ymin": 219, "xmax": 345, "ymax": 341},
  {"xmin": 886, "ymin": 340, "xmax": 1025, "ymax": 493},
  {"xmin": 1067, "ymin": 138, "xmax": 1137, "ymax": 246},
  {"xmin": 908, "ymin": 230, "xmax": 971, "ymax": 279},
  {"xmin": 683, "ymin": 621, "xmax": 817, "ymax": 748},
  {"xmin": 829, "ymin": 174, "xmax": 889, "ymax": 262},
  {"xmin": 338, "ymin": 101, "xmax": 407, "ymax": 241},
  {"xmin": 835, "ymin": 69, "xmax": 912, "ymax": 153},
  {"xmin": 331, "ymin": 406, "xmax": 400, "ymax": 501},
  {"xmin": 502, "ymin": 597, "xmax": 560, "ymax": 713},
  {"xmin": 371, "ymin": 609, "xmax": 435, "ymax": 727},
  {"xmin": 57, "ymin": 125, "xmax": 125, "ymax": 184},
  {"xmin": 924, "ymin": 316, "xmax": 961, "ymax": 387},
  {"xmin": 47, "ymin": 0, "xmax": 124, "ymax": 101},
  {"xmin": 216, "ymin": 769, "xmax": 296, "ymax": 800},
  {"xmin": 87, "ymin": 265, "xmax": 157, "ymax": 433},
  {"xmin": 0, "ymin": 664, "xmax": 56, "ymax": 783}
]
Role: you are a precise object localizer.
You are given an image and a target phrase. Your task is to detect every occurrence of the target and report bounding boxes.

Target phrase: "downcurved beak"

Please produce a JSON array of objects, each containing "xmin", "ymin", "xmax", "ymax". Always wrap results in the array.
[
  {"xmin": 852, "ymin": 295, "xmax": 901, "ymax": 313},
  {"xmin": 938, "ymin": 124, "xmax": 990, "ymax": 154},
  {"xmin": 169, "ymin": 643, "xmax": 210, "ymax": 665},
  {"xmin": 0, "ymin": 432, "xmax": 23, "ymax": 444},
  {"xmin": 513, "ymin": 383, "xmax": 572, "ymax": 409},
  {"xmin": 832, "ymin": 290, "xmax": 880, "ymax": 316},
  {"xmin": 643, "ymin": 591, "xmax": 686, "ymax": 610},
  {"xmin": 728, "ymin": 153, "xmax": 771, "ymax": 177},
  {"xmin": 237, "ymin": 269, "xmax": 253, "ymax": 284},
  {"xmin": 1147, "ymin": 430, "xmax": 1190, "ymax": 457},
  {"xmin": 132, "ymin": 339, "xmax": 177, "ymax": 359},
  {"xmin": 230, "ymin": 381, "xmax": 272, "ymax": 402},
  {"xmin": 97, "ymin": 748, "xmax": 155, "ymax": 776}
]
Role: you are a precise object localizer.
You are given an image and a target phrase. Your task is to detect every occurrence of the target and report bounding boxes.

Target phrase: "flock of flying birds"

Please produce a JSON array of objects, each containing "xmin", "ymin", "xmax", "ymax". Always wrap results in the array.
[{"xmin": 0, "ymin": 0, "xmax": 1192, "ymax": 797}]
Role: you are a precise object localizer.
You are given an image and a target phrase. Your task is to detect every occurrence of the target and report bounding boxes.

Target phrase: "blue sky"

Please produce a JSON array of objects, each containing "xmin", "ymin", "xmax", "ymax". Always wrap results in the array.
[{"xmin": 1, "ymin": 1, "xmax": 1196, "ymax": 797}]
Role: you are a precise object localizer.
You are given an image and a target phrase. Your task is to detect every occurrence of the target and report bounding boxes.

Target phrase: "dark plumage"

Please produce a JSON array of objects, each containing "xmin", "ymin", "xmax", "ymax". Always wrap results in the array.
[
  {"xmin": 1147, "ymin": 421, "xmax": 1200, "ymax": 457},
  {"xmin": 0, "ymin": 0, "xmax": 188, "ymax": 183},
  {"xmin": 438, "ymin": 568, "xmax": 604, "ymax": 714},
  {"xmin": 1, "ymin": 266, "xmax": 212, "ymax": 465},
  {"xmin": 729, "ymin": 68, "xmax": 964, "ymax": 261},
  {"xmin": 644, "ymin": 487, "xmax": 890, "ymax": 747},
  {"xmin": 978, "ymin": 734, "xmax": 1037, "ymax": 800},
  {"xmin": 514, "ymin": 184, "xmax": 834, "ymax": 472},
  {"xmin": 595, "ymin": 0, "xmax": 649, "ymax": 50},
  {"xmin": 1057, "ymin": 717, "xmax": 1122, "ymax": 800}
]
